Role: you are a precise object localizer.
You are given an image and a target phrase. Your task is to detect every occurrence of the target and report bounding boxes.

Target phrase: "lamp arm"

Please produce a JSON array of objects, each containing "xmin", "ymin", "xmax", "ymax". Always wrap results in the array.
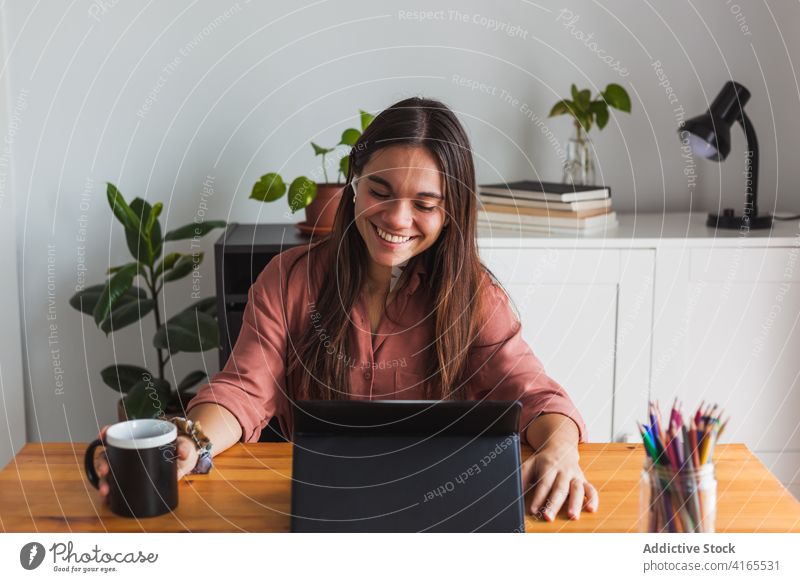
[{"xmin": 737, "ymin": 111, "xmax": 759, "ymax": 218}]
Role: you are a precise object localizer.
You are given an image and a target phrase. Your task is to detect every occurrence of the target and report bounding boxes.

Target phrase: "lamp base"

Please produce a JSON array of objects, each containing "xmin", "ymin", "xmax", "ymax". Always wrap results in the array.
[{"xmin": 706, "ymin": 210, "xmax": 773, "ymax": 230}]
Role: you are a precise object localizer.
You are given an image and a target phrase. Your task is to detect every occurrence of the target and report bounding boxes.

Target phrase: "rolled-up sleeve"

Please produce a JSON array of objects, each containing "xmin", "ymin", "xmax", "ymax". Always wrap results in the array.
[
  {"xmin": 186, "ymin": 257, "xmax": 289, "ymax": 443},
  {"xmin": 465, "ymin": 278, "xmax": 587, "ymax": 443}
]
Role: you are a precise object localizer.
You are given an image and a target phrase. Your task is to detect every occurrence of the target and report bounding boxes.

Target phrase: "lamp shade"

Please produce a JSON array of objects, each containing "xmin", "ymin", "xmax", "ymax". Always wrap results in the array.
[
  {"xmin": 682, "ymin": 114, "xmax": 730, "ymax": 161},
  {"xmin": 681, "ymin": 81, "xmax": 751, "ymax": 162}
]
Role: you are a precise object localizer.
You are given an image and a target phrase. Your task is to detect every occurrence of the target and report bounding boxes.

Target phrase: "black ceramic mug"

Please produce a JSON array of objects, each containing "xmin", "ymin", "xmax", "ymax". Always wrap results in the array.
[{"xmin": 84, "ymin": 419, "xmax": 178, "ymax": 518}]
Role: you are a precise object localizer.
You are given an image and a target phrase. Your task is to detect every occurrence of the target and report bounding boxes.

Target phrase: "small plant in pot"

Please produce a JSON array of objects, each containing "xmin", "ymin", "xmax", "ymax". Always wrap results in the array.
[
  {"xmin": 250, "ymin": 109, "xmax": 374, "ymax": 236},
  {"xmin": 69, "ymin": 183, "xmax": 226, "ymax": 420},
  {"xmin": 549, "ymin": 83, "xmax": 632, "ymax": 185}
]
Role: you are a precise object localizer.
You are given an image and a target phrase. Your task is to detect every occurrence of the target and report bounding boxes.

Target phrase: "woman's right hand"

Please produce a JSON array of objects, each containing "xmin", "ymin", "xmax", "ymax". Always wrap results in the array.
[{"xmin": 92, "ymin": 425, "xmax": 199, "ymax": 504}]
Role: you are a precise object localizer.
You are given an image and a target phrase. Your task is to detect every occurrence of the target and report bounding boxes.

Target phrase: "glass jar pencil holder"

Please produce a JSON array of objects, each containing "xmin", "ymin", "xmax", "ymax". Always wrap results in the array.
[{"xmin": 639, "ymin": 459, "xmax": 717, "ymax": 533}]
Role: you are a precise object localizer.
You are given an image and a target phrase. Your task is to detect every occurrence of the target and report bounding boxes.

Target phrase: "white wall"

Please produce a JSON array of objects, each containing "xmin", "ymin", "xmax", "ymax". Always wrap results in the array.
[
  {"xmin": 1, "ymin": 0, "xmax": 799, "ymax": 442},
  {"xmin": 0, "ymin": 10, "xmax": 26, "ymax": 466}
]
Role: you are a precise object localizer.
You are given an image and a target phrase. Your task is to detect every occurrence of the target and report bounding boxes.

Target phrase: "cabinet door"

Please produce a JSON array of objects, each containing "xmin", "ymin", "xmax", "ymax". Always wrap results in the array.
[
  {"xmin": 480, "ymin": 247, "xmax": 643, "ymax": 442},
  {"xmin": 651, "ymin": 247, "xmax": 800, "ymax": 455}
]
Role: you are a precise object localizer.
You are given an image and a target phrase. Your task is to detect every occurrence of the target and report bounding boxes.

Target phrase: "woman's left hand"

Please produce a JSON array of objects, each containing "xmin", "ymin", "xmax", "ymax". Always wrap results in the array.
[{"xmin": 522, "ymin": 442, "xmax": 599, "ymax": 521}]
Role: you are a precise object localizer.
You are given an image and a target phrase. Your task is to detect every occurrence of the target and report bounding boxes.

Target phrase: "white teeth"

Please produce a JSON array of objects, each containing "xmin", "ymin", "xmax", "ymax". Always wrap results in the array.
[{"xmin": 376, "ymin": 225, "xmax": 412, "ymax": 244}]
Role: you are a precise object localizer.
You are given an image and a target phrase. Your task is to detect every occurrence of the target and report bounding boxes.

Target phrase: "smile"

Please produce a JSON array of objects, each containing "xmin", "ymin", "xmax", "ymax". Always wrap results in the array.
[{"xmin": 372, "ymin": 222, "xmax": 417, "ymax": 245}]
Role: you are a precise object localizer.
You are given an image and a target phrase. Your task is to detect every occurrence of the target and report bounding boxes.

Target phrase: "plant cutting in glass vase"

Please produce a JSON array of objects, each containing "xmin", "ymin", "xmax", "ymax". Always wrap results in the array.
[
  {"xmin": 250, "ymin": 109, "xmax": 374, "ymax": 236},
  {"xmin": 549, "ymin": 83, "xmax": 632, "ymax": 185},
  {"xmin": 69, "ymin": 183, "xmax": 226, "ymax": 420}
]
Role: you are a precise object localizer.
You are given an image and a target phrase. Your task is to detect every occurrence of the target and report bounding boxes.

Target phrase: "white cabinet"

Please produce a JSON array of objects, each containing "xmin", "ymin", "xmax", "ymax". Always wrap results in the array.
[
  {"xmin": 478, "ymin": 213, "xmax": 800, "ymax": 497},
  {"xmin": 479, "ymin": 247, "xmax": 654, "ymax": 443},
  {"xmin": 651, "ymin": 245, "xmax": 800, "ymax": 496}
]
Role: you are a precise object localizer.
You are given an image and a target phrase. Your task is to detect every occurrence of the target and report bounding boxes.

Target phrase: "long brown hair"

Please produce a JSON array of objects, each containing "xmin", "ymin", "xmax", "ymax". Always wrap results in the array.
[{"xmin": 286, "ymin": 97, "xmax": 486, "ymax": 401}]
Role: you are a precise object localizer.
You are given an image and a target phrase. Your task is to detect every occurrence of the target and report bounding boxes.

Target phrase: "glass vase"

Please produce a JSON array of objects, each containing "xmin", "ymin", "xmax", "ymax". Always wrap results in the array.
[
  {"xmin": 561, "ymin": 130, "xmax": 595, "ymax": 186},
  {"xmin": 639, "ymin": 460, "xmax": 717, "ymax": 533}
]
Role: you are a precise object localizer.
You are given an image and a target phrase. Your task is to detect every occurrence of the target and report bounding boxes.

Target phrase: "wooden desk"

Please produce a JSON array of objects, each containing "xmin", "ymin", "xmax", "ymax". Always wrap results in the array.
[{"xmin": 1, "ymin": 443, "xmax": 797, "ymax": 532}]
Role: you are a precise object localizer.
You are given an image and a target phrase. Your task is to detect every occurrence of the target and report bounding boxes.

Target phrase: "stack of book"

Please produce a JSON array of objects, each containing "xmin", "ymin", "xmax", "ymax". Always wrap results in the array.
[{"xmin": 477, "ymin": 180, "xmax": 618, "ymax": 234}]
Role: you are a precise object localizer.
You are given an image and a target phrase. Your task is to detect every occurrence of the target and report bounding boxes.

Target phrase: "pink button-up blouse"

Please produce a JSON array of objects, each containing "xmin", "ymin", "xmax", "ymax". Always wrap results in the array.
[{"xmin": 187, "ymin": 243, "xmax": 587, "ymax": 443}]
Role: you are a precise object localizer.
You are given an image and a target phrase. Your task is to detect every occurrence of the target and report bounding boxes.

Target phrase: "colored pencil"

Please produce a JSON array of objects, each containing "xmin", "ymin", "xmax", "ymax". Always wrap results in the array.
[{"xmin": 638, "ymin": 400, "xmax": 727, "ymax": 533}]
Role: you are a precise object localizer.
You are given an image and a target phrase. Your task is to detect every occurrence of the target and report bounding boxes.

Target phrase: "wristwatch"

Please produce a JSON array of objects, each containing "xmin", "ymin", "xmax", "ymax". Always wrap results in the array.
[{"xmin": 170, "ymin": 417, "xmax": 213, "ymax": 474}]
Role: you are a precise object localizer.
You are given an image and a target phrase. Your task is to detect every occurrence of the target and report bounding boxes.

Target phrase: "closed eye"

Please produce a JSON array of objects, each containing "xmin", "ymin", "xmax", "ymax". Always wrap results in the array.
[{"xmin": 369, "ymin": 188, "xmax": 438, "ymax": 213}]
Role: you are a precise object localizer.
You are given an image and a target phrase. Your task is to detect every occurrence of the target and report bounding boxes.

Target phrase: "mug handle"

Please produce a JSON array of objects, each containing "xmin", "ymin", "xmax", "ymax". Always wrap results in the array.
[{"xmin": 84, "ymin": 438, "xmax": 105, "ymax": 489}]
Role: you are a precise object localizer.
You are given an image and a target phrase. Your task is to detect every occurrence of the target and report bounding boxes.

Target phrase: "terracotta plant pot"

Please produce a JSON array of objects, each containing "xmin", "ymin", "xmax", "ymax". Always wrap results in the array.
[{"xmin": 303, "ymin": 183, "xmax": 344, "ymax": 234}]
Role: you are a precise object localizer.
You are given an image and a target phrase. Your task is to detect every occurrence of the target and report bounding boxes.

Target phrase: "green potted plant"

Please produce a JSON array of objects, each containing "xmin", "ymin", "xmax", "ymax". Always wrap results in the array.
[
  {"xmin": 69, "ymin": 183, "xmax": 226, "ymax": 420},
  {"xmin": 249, "ymin": 109, "xmax": 374, "ymax": 235},
  {"xmin": 549, "ymin": 83, "xmax": 632, "ymax": 185}
]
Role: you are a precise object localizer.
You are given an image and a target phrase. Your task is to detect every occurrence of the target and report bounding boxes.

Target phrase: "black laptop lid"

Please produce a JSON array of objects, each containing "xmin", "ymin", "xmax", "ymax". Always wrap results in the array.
[{"xmin": 290, "ymin": 400, "xmax": 525, "ymax": 533}]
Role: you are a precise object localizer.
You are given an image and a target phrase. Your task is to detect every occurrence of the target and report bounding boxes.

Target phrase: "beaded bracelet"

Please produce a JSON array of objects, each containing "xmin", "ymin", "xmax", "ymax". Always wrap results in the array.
[{"xmin": 169, "ymin": 417, "xmax": 213, "ymax": 474}]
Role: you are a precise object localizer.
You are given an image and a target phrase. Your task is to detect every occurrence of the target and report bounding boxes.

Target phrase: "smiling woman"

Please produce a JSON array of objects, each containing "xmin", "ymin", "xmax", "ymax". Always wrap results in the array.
[
  {"xmin": 289, "ymin": 97, "xmax": 486, "ymax": 403},
  {"xmin": 94, "ymin": 97, "xmax": 596, "ymax": 523}
]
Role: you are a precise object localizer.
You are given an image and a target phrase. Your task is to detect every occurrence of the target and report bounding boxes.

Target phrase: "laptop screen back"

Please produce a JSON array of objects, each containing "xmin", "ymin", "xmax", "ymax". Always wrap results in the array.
[{"xmin": 290, "ymin": 400, "xmax": 525, "ymax": 532}]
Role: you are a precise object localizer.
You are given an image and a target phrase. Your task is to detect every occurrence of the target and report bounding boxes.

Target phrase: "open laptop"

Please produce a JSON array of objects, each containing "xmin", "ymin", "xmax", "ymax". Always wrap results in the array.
[{"xmin": 290, "ymin": 400, "xmax": 525, "ymax": 532}]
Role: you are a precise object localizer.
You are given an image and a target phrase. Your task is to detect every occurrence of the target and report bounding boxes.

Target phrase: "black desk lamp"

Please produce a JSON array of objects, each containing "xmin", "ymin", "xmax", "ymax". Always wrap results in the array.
[{"xmin": 680, "ymin": 81, "xmax": 772, "ymax": 229}]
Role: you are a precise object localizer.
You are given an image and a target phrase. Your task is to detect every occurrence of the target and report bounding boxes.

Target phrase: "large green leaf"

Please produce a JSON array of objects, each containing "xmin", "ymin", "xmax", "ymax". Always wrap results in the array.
[
  {"xmin": 100, "ymin": 297, "xmax": 154, "ymax": 334},
  {"xmin": 576, "ymin": 111, "xmax": 592, "ymax": 133},
  {"xmin": 163, "ymin": 220, "xmax": 226, "ymax": 242},
  {"xmin": 153, "ymin": 310, "xmax": 218, "ymax": 353},
  {"xmin": 590, "ymin": 101, "xmax": 610, "ymax": 129},
  {"xmin": 575, "ymin": 89, "xmax": 591, "ymax": 111},
  {"xmin": 132, "ymin": 198, "xmax": 163, "ymax": 257},
  {"xmin": 154, "ymin": 252, "xmax": 182, "ymax": 279},
  {"xmin": 177, "ymin": 370, "xmax": 207, "ymax": 393},
  {"xmin": 181, "ymin": 296, "xmax": 217, "ymax": 317},
  {"xmin": 123, "ymin": 377, "xmax": 172, "ymax": 419},
  {"xmin": 287, "ymin": 177, "xmax": 317, "ymax": 213},
  {"xmin": 250, "ymin": 172, "xmax": 286, "ymax": 203},
  {"xmin": 106, "ymin": 261, "xmax": 143, "ymax": 275},
  {"xmin": 105, "ymin": 183, "xmax": 141, "ymax": 231},
  {"xmin": 126, "ymin": 198, "xmax": 165, "ymax": 263},
  {"xmin": 100, "ymin": 364, "xmax": 152, "ymax": 393},
  {"xmin": 145, "ymin": 202, "xmax": 163, "ymax": 237},
  {"xmin": 339, "ymin": 128, "xmax": 360, "ymax": 147},
  {"xmin": 92, "ymin": 263, "xmax": 140, "ymax": 329},
  {"xmin": 310, "ymin": 142, "xmax": 334, "ymax": 156},
  {"xmin": 70, "ymin": 285, "xmax": 146, "ymax": 316},
  {"xmin": 340, "ymin": 155, "xmax": 349, "ymax": 178},
  {"xmin": 549, "ymin": 99, "xmax": 575, "ymax": 117},
  {"xmin": 162, "ymin": 253, "xmax": 201, "ymax": 283},
  {"xmin": 359, "ymin": 109, "xmax": 374, "ymax": 131},
  {"xmin": 603, "ymin": 83, "xmax": 631, "ymax": 113}
]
